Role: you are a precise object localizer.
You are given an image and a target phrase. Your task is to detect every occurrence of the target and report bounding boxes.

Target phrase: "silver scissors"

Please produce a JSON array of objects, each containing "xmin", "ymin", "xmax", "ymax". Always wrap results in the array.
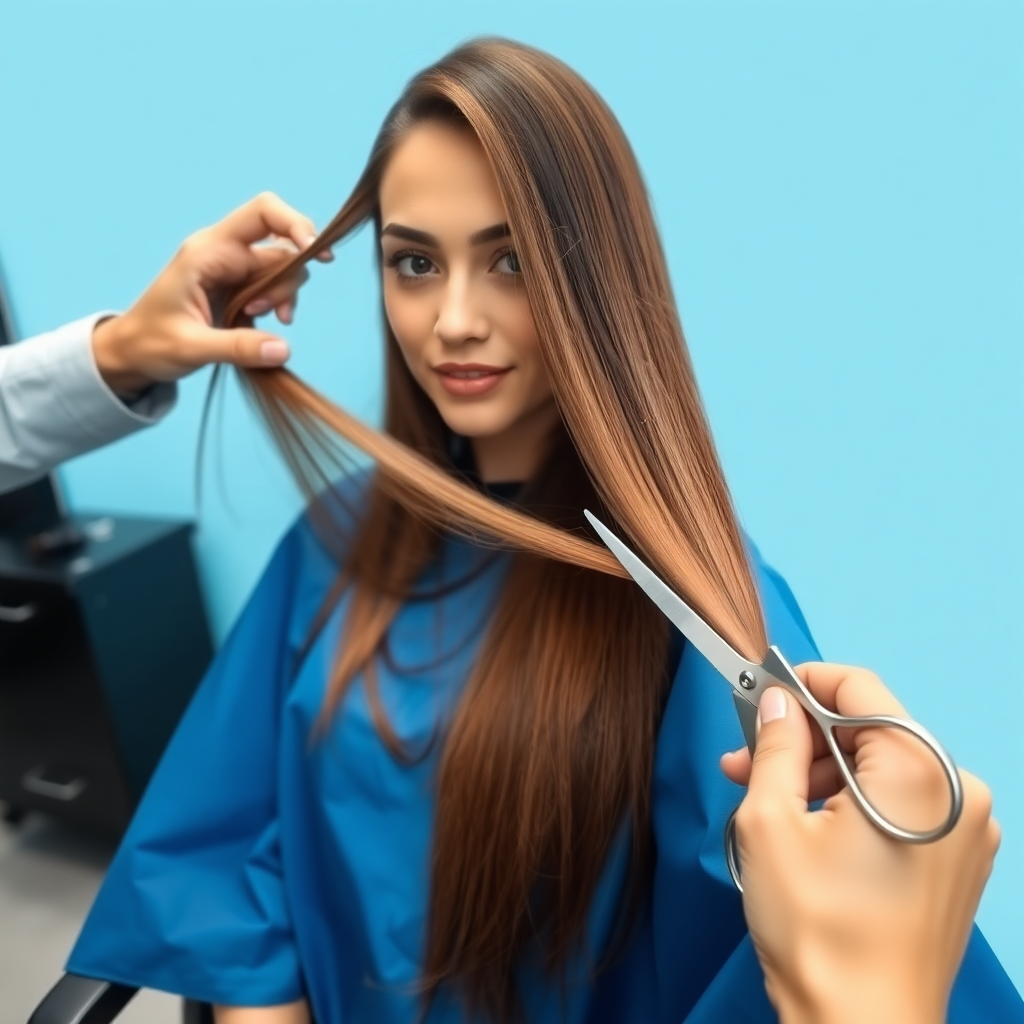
[{"xmin": 583, "ymin": 510, "xmax": 964, "ymax": 892}]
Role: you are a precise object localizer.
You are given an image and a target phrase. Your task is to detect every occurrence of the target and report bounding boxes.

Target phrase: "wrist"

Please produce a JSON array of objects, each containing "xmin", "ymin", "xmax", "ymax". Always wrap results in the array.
[
  {"xmin": 773, "ymin": 973, "xmax": 943, "ymax": 1024},
  {"xmin": 91, "ymin": 314, "xmax": 153, "ymax": 395}
]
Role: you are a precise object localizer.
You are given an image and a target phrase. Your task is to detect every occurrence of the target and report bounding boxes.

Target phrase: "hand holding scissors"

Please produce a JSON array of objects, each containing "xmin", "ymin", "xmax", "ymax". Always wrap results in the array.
[
  {"xmin": 725, "ymin": 668, "xmax": 999, "ymax": 1024},
  {"xmin": 583, "ymin": 512, "xmax": 964, "ymax": 890},
  {"xmin": 585, "ymin": 513, "xmax": 999, "ymax": 1024}
]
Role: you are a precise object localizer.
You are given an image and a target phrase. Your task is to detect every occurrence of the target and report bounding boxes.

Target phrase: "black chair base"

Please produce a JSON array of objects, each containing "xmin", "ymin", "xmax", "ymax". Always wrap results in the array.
[
  {"xmin": 28, "ymin": 974, "xmax": 137, "ymax": 1024},
  {"xmin": 182, "ymin": 1000, "xmax": 215, "ymax": 1024}
]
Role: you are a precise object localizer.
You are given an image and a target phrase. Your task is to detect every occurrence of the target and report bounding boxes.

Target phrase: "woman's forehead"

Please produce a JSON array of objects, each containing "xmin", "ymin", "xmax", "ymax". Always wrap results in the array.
[{"xmin": 379, "ymin": 122, "xmax": 507, "ymax": 240}]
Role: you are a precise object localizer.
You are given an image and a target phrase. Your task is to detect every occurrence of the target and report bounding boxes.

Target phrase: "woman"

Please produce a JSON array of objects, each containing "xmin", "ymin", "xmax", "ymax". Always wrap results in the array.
[{"xmin": 68, "ymin": 39, "xmax": 1019, "ymax": 1024}]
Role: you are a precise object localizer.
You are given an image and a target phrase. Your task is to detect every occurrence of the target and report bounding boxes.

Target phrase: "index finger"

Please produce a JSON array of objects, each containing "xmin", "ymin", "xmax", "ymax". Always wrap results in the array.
[{"xmin": 210, "ymin": 192, "xmax": 319, "ymax": 252}]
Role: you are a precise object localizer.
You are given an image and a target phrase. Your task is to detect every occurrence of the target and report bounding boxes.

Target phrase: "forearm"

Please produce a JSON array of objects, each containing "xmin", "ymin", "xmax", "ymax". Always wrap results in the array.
[
  {"xmin": 0, "ymin": 314, "xmax": 176, "ymax": 494},
  {"xmin": 213, "ymin": 1000, "xmax": 310, "ymax": 1024}
]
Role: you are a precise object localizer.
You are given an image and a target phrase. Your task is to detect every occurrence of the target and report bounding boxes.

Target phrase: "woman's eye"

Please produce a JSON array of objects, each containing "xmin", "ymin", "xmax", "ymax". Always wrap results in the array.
[
  {"xmin": 494, "ymin": 251, "xmax": 521, "ymax": 275},
  {"xmin": 393, "ymin": 253, "xmax": 436, "ymax": 278}
]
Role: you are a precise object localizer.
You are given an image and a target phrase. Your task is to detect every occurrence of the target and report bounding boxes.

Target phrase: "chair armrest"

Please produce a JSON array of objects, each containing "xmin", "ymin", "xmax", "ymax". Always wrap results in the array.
[{"xmin": 28, "ymin": 973, "xmax": 137, "ymax": 1024}]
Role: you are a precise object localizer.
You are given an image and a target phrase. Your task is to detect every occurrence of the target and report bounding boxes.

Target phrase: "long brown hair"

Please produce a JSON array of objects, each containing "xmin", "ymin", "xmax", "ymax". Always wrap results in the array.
[{"xmin": 225, "ymin": 38, "xmax": 767, "ymax": 1022}]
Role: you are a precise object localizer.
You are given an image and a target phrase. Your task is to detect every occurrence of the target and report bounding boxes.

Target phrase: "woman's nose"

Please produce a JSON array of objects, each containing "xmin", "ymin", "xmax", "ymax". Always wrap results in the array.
[{"xmin": 435, "ymin": 275, "xmax": 490, "ymax": 346}]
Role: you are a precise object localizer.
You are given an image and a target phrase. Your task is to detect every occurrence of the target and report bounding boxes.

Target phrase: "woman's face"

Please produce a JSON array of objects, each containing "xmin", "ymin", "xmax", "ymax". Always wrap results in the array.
[{"xmin": 379, "ymin": 121, "xmax": 559, "ymax": 483}]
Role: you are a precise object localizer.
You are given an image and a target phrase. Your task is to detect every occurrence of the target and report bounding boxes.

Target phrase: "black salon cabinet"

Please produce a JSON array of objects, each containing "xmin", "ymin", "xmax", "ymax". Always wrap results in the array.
[{"xmin": 0, "ymin": 514, "xmax": 213, "ymax": 836}]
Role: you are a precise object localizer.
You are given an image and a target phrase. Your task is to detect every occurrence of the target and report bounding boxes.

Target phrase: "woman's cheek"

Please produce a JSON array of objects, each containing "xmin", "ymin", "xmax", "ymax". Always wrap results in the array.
[
  {"xmin": 499, "ymin": 288, "xmax": 540, "ymax": 349},
  {"xmin": 384, "ymin": 291, "xmax": 426, "ymax": 362}
]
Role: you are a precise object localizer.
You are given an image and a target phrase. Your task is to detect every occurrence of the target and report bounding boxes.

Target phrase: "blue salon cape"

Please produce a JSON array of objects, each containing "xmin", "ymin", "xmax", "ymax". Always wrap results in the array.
[{"xmin": 69, "ymin": 475, "xmax": 1022, "ymax": 1022}]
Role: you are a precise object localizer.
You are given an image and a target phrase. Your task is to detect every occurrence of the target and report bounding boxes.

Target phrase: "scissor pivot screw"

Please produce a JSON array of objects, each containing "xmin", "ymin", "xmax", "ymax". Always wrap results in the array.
[{"xmin": 738, "ymin": 671, "xmax": 756, "ymax": 690}]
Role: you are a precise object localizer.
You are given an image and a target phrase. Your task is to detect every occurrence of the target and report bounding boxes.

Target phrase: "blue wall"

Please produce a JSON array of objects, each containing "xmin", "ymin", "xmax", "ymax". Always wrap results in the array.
[{"xmin": 1, "ymin": 0, "xmax": 1020, "ymax": 992}]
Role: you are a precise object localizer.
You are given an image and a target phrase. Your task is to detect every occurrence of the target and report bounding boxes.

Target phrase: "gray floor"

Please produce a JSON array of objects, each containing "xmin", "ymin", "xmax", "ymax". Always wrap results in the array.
[{"xmin": 0, "ymin": 807, "xmax": 178, "ymax": 1024}]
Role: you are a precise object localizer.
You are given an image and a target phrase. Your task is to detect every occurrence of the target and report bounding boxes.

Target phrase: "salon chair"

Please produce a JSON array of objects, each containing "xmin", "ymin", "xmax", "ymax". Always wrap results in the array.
[{"xmin": 28, "ymin": 974, "xmax": 212, "ymax": 1024}]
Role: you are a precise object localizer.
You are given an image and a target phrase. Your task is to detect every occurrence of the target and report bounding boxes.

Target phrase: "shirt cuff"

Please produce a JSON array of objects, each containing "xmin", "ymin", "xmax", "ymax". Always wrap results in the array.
[{"xmin": 57, "ymin": 312, "xmax": 178, "ymax": 429}]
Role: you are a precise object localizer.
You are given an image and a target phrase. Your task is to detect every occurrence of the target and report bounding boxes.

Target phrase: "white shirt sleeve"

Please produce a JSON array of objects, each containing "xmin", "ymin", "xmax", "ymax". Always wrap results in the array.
[{"xmin": 0, "ymin": 312, "xmax": 177, "ymax": 495}]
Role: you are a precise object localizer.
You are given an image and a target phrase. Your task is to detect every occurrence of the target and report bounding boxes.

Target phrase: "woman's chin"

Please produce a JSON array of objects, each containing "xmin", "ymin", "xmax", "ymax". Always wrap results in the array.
[{"xmin": 436, "ymin": 406, "xmax": 518, "ymax": 441}]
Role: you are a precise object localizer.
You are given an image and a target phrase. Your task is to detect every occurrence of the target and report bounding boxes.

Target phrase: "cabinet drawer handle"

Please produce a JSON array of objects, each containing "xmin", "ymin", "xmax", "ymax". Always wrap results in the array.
[
  {"xmin": 0, "ymin": 602, "xmax": 38, "ymax": 623},
  {"xmin": 21, "ymin": 767, "xmax": 87, "ymax": 802}
]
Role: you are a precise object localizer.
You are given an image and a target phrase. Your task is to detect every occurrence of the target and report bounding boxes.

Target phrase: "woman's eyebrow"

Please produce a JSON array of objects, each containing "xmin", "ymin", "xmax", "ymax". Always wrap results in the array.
[
  {"xmin": 469, "ymin": 222, "xmax": 511, "ymax": 245},
  {"xmin": 381, "ymin": 224, "xmax": 438, "ymax": 246},
  {"xmin": 380, "ymin": 222, "xmax": 511, "ymax": 247}
]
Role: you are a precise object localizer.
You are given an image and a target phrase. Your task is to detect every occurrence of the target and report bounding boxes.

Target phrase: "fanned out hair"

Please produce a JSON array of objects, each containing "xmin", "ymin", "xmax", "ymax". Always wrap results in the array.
[{"xmin": 222, "ymin": 38, "xmax": 767, "ymax": 1024}]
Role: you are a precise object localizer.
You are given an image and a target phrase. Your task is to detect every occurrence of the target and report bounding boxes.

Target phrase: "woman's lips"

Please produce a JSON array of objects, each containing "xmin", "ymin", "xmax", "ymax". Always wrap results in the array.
[{"xmin": 432, "ymin": 363, "xmax": 511, "ymax": 397}]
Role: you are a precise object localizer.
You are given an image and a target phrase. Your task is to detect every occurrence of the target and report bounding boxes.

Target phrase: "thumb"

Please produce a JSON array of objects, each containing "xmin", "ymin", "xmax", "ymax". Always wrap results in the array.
[
  {"xmin": 746, "ymin": 687, "xmax": 814, "ymax": 811},
  {"xmin": 183, "ymin": 325, "xmax": 292, "ymax": 371}
]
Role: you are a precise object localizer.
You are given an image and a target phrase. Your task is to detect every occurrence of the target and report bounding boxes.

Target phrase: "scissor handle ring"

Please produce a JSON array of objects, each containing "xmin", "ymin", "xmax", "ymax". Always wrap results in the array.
[
  {"xmin": 760, "ymin": 647, "xmax": 965, "ymax": 844},
  {"xmin": 723, "ymin": 717, "xmax": 963, "ymax": 896},
  {"xmin": 724, "ymin": 808, "xmax": 744, "ymax": 892},
  {"xmin": 725, "ymin": 664, "xmax": 966, "ymax": 894},
  {"xmin": 817, "ymin": 711, "xmax": 965, "ymax": 843}
]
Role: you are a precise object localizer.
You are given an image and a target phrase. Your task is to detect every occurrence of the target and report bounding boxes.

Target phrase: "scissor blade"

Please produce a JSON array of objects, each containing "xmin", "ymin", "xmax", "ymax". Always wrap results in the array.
[{"xmin": 584, "ymin": 510, "xmax": 756, "ymax": 689}]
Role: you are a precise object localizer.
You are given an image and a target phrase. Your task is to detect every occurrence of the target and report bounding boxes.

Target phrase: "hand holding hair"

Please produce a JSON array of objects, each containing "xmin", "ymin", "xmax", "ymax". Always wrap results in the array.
[
  {"xmin": 721, "ymin": 666, "xmax": 1000, "ymax": 1024},
  {"xmin": 91, "ymin": 191, "xmax": 332, "ymax": 395}
]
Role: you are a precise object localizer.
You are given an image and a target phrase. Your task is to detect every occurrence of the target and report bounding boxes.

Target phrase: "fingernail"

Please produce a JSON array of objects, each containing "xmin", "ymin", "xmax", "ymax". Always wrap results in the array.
[
  {"xmin": 244, "ymin": 298, "xmax": 273, "ymax": 315},
  {"xmin": 259, "ymin": 340, "xmax": 290, "ymax": 365},
  {"xmin": 758, "ymin": 687, "xmax": 787, "ymax": 725},
  {"xmin": 304, "ymin": 233, "xmax": 318, "ymax": 249}
]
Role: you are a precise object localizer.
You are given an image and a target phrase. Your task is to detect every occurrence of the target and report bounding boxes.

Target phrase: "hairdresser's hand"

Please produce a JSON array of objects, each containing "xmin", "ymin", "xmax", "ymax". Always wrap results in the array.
[
  {"xmin": 91, "ymin": 192, "xmax": 332, "ymax": 395},
  {"xmin": 720, "ymin": 666, "xmax": 999, "ymax": 1024}
]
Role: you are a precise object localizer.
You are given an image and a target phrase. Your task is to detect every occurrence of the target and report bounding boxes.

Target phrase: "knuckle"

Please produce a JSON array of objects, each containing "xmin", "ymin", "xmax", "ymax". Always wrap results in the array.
[
  {"xmin": 177, "ymin": 231, "xmax": 205, "ymax": 261},
  {"xmin": 850, "ymin": 665, "xmax": 883, "ymax": 687},
  {"xmin": 735, "ymin": 795, "xmax": 786, "ymax": 838},
  {"xmin": 957, "ymin": 773, "xmax": 999, "ymax": 846},
  {"xmin": 854, "ymin": 668, "xmax": 893, "ymax": 706},
  {"xmin": 962, "ymin": 773, "xmax": 994, "ymax": 820},
  {"xmin": 974, "ymin": 783, "xmax": 994, "ymax": 821},
  {"xmin": 987, "ymin": 817, "xmax": 1002, "ymax": 855},
  {"xmin": 863, "ymin": 670, "xmax": 885, "ymax": 691},
  {"xmin": 733, "ymin": 804, "xmax": 755, "ymax": 840},
  {"xmin": 256, "ymin": 190, "xmax": 282, "ymax": 212}
]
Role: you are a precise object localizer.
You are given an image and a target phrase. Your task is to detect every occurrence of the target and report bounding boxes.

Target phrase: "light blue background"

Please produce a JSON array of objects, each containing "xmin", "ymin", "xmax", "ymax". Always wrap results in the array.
[{"xmin": 1, "ymin": 0, "xmax": 1020, "ymax": 995}]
